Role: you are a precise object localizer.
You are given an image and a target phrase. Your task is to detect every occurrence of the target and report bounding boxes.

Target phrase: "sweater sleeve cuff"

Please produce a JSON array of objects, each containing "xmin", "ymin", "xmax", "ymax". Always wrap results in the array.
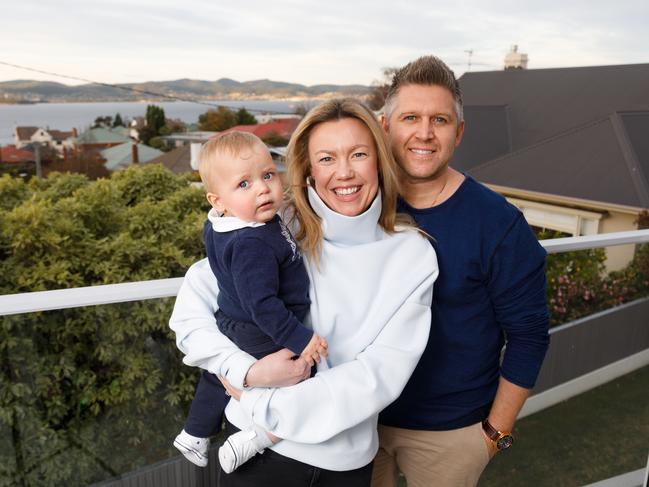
[
  {"xmin": 240, "ymin": 387, "xmax": 267, "ymax": 422},
  {"xmin": 284, "ymin": 325, "xmax": 314, "ymax": 355},
  {"xmin": 205, "ymin": 352, "xmax": 256, "ymax": 390}
]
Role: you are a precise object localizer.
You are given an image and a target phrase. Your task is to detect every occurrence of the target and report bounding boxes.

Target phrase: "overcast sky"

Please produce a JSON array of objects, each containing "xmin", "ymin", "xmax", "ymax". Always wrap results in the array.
[{"xmin": 1, "ymin": 0, "xmax": 648, "ymax": 87}]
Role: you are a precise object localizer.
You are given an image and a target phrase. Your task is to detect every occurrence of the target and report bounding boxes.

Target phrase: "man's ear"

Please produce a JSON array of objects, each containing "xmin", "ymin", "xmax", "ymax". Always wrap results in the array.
[
  {"xmin": 455, "ymin": 120, "xmax": 465, "ymax": 147},
  {"xmin": 206, "ymin": 192, "xmax": 225, "ymax": 214},
  {"xmin": 380, "ymin": 114, "xmax": 390, "ymax": 134}
]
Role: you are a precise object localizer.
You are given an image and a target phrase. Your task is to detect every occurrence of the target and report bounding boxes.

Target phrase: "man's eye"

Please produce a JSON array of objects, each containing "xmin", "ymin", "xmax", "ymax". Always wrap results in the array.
[
  {"xmin": 403, "ymin": 115, "xmax": 417, "ymax": 121},
  {"xmin": 238, "ymin": 181, "xmax": 250, "ymax": 189},
  {"xmin": 434, "ymin": 116, "xmax": 448, "ymax": 124},
  {"xmin": 263, "ymin": 172, "xmax": 274, "ymax": 180}
]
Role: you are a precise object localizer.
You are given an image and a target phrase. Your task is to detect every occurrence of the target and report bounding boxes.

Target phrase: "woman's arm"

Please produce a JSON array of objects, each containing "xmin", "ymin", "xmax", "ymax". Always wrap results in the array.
[
  {"xmin": 238, "ymin": 262, "xmax": 437, "ymax": 444},
  {"xmin": 169, "ymin": 259, "xmax": 310, "ymax": 388}
]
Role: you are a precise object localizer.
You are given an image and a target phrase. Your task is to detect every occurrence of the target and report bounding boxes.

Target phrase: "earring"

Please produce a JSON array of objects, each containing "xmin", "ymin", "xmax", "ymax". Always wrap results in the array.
[{"xmin": 306, "ymin": 175, "xmax": 314, "ymax": 186}]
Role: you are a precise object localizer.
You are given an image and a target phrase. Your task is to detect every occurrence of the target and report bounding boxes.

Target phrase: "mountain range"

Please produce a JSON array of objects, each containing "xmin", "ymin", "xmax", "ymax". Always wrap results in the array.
[{"xmin": 0, "ymin": 78, "xmax": 372, "ymax": 103}]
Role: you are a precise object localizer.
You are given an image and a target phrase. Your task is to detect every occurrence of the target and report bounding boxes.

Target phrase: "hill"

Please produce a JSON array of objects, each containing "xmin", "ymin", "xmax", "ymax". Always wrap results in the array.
[{"xmin": 0, "ymin": 78, "xmax": 371, "ymax": 103}]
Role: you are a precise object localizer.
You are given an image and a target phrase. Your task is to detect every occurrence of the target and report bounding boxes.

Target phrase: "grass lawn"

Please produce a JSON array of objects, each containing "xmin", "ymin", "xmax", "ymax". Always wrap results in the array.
[{"xmin": 479, "ymin": 365, "xmax": 649, "ymax": 487}]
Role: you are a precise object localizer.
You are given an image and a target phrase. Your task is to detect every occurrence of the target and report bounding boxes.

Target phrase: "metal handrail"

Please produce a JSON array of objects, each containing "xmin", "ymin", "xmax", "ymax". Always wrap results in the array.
[{"xmin": 1, "ymin": 229, "xmax": 648, "ymax": 317}]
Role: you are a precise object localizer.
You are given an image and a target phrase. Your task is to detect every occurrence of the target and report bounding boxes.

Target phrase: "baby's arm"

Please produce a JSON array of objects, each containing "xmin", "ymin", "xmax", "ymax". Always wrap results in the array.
[{"xmin": 229, "ymin": 237, "xmax": 315, "ymax": 356}]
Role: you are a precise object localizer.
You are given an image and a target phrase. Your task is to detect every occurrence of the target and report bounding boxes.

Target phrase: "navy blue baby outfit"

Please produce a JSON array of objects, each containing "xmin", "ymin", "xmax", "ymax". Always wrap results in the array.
[{"xmin": 184, "ymin": 215, "xmax": 312, "ymax": 437}]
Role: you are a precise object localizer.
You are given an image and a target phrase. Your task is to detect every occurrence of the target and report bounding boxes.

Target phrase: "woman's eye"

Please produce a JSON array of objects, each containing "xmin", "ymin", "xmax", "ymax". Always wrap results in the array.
[
  {"xmin": 238, "ymin": 180, "xmax": 250, "ymax": 189},
  {"xmin": 352, "ymin": 152, "xmax": 367, "ymax": 159},
  {"xmin": 319, "ymin": 156, "xmax": 333, "ymax": 164},
  {"xmin": 263, "ymin": 172, "xmax": 274, "ymax": 180}
]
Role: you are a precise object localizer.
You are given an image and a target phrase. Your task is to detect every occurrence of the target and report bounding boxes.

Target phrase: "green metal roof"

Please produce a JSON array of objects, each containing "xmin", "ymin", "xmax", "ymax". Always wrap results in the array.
[
  {"xmin": 100, "ymin": 142, "xmax": 163, "ymax": 171},
  {"xmin": 76, "ymin": 127, "xmax": 131, "ymax": 145}
]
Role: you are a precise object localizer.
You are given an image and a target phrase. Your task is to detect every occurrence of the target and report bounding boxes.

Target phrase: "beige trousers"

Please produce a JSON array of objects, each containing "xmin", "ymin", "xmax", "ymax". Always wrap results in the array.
[{"xmin": 371, "ymin": 422, "xmax": 491, "ymax": 487}]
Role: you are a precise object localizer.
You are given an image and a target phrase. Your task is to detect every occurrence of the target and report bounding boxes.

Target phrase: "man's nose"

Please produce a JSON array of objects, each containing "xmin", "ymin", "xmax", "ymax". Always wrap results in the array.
[{"xmin": 416, "ymin": 119, "xmax": 435, "ymax": 140}]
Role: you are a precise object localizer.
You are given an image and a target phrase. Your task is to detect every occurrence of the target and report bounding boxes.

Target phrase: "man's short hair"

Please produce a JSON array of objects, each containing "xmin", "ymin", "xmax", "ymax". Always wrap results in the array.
[
  {"xmin": 383, "ymin": 55, "xmax": 464, "ymax": 122},
  {"xmin": 198, "ymin": 131, "xmax": 265, "ymax": 192}
]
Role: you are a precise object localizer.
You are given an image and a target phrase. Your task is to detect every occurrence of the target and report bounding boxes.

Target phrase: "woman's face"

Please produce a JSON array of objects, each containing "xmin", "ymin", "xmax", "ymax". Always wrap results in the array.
[{"xmin": 307, "ymin": 117, "xmax": 379, "ymax": 217}]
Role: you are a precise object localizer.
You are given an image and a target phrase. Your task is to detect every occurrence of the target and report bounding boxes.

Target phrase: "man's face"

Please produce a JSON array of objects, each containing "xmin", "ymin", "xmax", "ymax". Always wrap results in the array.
[{"xmin": 382, "ymin": 84, "xmax": 464, "ymax": 182}]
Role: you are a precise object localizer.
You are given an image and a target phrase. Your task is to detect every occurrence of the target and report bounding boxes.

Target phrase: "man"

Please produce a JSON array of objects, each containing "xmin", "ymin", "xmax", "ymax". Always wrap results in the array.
[{"xmin": 372, "ymin": 56, "xmax": 549, "ymax": 486}]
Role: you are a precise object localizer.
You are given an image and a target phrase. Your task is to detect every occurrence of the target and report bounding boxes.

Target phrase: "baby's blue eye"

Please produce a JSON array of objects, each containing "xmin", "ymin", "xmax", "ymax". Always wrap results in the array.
[
  {"xmin": 263, "ymin": 172, "xmax": 274, "ymax": 180},
  {"xmin": 239, "ymin": 180, "xmax": 250, "ymax": 189}
]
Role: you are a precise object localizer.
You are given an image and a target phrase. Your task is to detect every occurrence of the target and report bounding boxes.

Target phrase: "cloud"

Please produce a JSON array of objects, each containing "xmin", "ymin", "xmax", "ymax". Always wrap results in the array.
[{"xmin": 1, "ymin": 0, "xmax": 648, "ymax": 85}]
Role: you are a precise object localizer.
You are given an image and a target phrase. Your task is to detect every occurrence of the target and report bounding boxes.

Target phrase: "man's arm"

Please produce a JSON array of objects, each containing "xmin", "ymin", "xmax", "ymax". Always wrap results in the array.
[{"xmin": 486, "ymin": 213, "xmax": 550, "ymax": 447}]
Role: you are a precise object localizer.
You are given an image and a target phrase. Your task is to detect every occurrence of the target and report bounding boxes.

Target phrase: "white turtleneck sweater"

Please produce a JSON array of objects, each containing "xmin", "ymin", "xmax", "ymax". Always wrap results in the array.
[{"xmin": 170, "ymin": 188, "xmax": 438, "ymax": 471}]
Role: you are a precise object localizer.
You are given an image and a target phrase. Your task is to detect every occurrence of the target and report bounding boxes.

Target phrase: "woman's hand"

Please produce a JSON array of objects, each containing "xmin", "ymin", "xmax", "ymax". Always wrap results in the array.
[
  {"xmin": 245, "ymin": 348, "xmax": 311, "ymax": 388},
  {"xmin": 219, "ymin": 376, "xmax": 243, "ymax": 401}
]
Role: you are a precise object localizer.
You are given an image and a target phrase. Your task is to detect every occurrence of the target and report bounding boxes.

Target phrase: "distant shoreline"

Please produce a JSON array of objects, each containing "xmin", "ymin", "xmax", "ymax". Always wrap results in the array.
[{"xmin": 0, "ymin": 94, "xmax": 354, "ymax": 105}]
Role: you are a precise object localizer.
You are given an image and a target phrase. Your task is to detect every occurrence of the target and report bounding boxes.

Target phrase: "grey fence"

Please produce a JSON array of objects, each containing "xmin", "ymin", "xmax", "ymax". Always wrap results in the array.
[
  {"xmin": 533, "ymin": 297, "xmax": 649, "ymax": 394},
  {"xmin": 92, "ymin": 298, "xmax": 649, "ymax": 487}
]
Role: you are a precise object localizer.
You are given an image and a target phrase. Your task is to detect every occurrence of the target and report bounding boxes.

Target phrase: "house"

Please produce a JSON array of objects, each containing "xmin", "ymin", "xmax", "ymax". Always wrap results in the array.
[
  {"xmin": 15, "ymin": 126, "xmax": 52, "ymax": 148},
  {"xmin": 455, "ymin": 63, "xmax": 649, "ymax": 269},
  {"xmin": 75, "ymin": 127, "xmax": 132, "ymax": 152},
  {"xmin": 146, "ymin": 145, "xmax": 193, "ymax": 174},
  {"xmin": 220, "ymin": 118, "xmax": 300, "ymax": 141},
  {"xmin": 0, "ymin": 145, "xmax": 35, "ymax": 164},
  {"xmin": 14, "ymin": 126, "xmax": 77, "ymax": 157},
  {"xmin": 100, "ymin": 142, "xmax": 163, "ymax": 172}
]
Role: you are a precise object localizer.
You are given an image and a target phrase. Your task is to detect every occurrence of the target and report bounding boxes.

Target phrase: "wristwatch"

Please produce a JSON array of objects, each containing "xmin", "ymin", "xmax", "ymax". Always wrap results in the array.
[{"xmin": 482, "ymin": 419, "xmax": 514, "ymax": 451}]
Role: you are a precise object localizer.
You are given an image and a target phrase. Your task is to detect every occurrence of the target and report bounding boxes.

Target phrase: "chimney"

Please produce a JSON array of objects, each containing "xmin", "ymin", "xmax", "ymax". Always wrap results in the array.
[
  {"xmin": 132, "ymin": 143, "xmax": 139, "ymax": 164},
  {"xmin": 504, "ymin": 45, "xmax": 528, "ymax": 70}
]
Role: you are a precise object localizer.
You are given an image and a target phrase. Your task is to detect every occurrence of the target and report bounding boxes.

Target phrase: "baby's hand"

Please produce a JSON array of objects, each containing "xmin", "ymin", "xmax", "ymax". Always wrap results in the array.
[{"xmin": 301, "ymin": 334, "xmax": 329, "ymax": 367}]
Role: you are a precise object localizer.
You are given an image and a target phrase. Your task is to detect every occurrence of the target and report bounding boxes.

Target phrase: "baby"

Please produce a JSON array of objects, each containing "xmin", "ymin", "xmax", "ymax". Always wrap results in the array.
[{"xmin": 173, "ymin": 131, "xmax": 327, "ymax": 473}]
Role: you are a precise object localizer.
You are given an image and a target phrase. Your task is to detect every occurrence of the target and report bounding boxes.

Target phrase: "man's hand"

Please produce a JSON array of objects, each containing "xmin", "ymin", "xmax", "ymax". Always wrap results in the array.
[{"xmin": 245, "ymin": 348, "xmax": 311, "ymax": 388}]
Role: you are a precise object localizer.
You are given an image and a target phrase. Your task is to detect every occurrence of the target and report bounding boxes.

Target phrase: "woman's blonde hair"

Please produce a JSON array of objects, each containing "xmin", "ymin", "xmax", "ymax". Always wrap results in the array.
[{"xmin": 286, "ymin": 97, "xmax": 406, "ymax": 260}]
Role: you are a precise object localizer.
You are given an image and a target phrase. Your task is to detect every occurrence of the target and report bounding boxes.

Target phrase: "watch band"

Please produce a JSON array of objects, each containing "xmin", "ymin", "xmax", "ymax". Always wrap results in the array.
[{"xmin": 482, "ymin": 419, "xmax": 514, "ymax": 451}]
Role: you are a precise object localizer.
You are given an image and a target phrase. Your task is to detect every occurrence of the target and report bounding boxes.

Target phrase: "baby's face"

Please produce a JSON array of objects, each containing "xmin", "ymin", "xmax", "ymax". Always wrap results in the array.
[{"xmin": 208, "ymin": 143, "xmax": 283, "ymax": 223}]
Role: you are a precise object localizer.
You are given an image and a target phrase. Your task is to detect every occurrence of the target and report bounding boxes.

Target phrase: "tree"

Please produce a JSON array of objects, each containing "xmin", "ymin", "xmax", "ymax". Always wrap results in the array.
[
  {"xmin": 235, "ymin": 107, "xmax": 257, "ymax": 125},
  {"xmin": 198, "ymin": 107, "xmax": 238, "ymax": 132},
  {"xmin": 366, "ymin": 67, "xmax": 398, "ymax": 111},
  {"xmin": 262, "ymin": 131, "xmax": 289, "ymax": 147},
  {"xmin": 113, "ymin": 113, "xmax": 124, "ymax": 127},
  {"xmin": 0, "ymin": 167, "xmax": 210, "ymax": 486},
  {"xmin": 92, "ymin": 116, "xmax": 113, "ymax": 128},
  {"xmin": 139, "ymin": 105, "xmax": 167, "ymax": 145},
  {"xmin": 145, "ymin": 105, "xmax": 166, "ymax": 135}
]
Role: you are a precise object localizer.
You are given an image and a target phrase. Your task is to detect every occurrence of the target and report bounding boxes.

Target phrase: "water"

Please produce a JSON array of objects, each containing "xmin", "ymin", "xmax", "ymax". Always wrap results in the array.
[{"xmin": 0, "ymin": 100, "xmax": 308, "ymax": 146}]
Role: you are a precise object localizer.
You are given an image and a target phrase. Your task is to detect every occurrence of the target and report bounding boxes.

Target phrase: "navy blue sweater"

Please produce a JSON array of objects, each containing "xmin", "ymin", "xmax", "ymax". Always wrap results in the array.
[
  {"xmin": 379, "ymin": 176, "xmax": 549, "ymax": 430},
  {"xmin": 204, "ymin": 215, "xmax": 313, "ymax": 354}
]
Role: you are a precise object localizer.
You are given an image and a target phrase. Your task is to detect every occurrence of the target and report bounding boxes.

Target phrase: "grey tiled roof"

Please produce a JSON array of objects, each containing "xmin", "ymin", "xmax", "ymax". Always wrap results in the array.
[{"xmin": 455, "ymin": 64, "xmax": 649, "ymax": 208}]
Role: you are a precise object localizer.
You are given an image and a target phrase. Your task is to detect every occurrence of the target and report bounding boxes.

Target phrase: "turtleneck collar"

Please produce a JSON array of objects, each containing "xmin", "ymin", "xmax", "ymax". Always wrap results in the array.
[{"xmin": 307, "ymin": 185, "xmax": 384, "ymax": 245}]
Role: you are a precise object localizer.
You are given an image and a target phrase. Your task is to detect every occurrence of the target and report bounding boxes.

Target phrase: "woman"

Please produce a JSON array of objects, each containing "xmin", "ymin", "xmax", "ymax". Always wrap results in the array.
[{"xmin": 170, "ymin": 98, "xmax": 438, "ymax": 486}]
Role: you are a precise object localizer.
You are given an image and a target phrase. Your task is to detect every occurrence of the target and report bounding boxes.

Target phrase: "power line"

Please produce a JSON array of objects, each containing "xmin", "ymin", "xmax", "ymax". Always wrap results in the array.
[{"xmin": 0, "ymin": 61, "xmax": 293, "ymax": 115}]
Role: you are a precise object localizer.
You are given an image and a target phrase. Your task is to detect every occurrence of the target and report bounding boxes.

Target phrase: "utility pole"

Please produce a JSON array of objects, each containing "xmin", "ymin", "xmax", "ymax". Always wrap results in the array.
[
  {"xmin": 35, "ymin": 143, "xmax": 43, "ymax": 179},
  {"xmin": 464, "ymin": 49, "xmax": 474, "ymax": 72}
]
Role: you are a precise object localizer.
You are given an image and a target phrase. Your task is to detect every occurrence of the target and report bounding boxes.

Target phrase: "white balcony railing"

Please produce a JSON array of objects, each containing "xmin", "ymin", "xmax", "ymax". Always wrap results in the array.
[{"xmin": 1, "ymin": 229, "xmax": 649, "ymax": 317}]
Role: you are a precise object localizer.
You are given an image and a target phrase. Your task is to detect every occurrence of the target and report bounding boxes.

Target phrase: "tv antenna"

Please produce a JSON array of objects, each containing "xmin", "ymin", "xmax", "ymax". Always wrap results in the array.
[{"xmin": 464, "ymin": 50, "xmax": 474, "ymax": 71}]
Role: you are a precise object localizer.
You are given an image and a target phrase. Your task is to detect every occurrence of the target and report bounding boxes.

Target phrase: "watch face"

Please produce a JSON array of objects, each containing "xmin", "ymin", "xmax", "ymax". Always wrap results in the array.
[{"xmin": 497, "ymin": 435, "xmax": 514, "ymax": 450}]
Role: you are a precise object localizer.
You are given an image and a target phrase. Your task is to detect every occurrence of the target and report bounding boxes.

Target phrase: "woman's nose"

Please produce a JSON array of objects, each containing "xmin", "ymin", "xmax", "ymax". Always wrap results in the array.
[{"xmin": 336, "ymin": 159, "xmax": 354, "ymax": 179}]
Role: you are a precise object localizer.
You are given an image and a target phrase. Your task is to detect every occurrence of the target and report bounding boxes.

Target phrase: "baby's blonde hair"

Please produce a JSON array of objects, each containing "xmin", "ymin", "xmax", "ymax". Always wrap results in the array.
[{"xmin": 198, "ymin": 131, "xmax": 266, "ymax": 192}]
